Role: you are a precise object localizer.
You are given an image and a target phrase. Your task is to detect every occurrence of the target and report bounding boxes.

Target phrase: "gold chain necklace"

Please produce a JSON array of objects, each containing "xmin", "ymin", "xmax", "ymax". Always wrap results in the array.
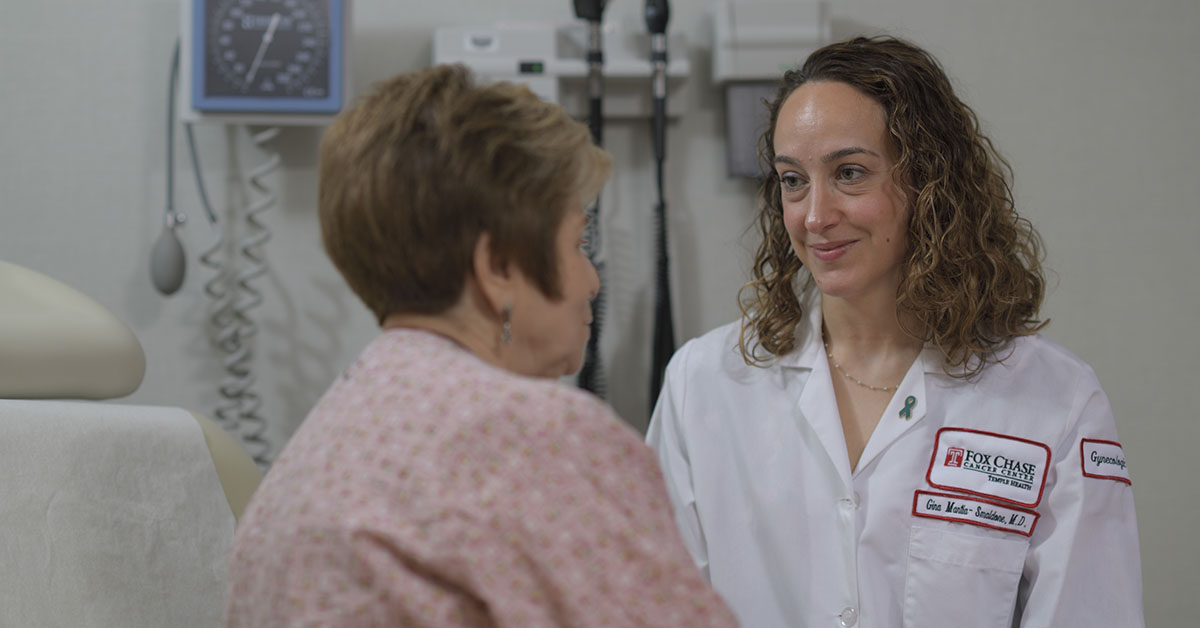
[{"xmin": 823, "ymin": 339, "xmax": 902, "ymax": 393}]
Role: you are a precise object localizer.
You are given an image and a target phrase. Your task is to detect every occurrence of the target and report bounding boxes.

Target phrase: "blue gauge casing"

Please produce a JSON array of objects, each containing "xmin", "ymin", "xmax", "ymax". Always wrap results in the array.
[{"xmin": 191, "ymin": 0, "xmax": 344, "ymax": 114}]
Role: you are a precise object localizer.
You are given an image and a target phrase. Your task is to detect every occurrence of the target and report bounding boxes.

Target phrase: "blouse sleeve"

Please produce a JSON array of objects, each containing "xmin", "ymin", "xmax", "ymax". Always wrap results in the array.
[
  {"xmin": 444, "ymin": 387, "xmax": 738, "ymax": 628},
  {"xmin": 1017, "ymin": 371, "xmax": 1145, "ymax": 626},
  {"xmin": 226, "ymin": 384, "xmax": 737, "ymax": 628}
]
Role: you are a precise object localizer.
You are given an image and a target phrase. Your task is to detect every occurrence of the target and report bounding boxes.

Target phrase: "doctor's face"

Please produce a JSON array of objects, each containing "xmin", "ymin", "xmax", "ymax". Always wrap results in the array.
[{"xmin": 773, "ymin": 81, "xmax": 910, "ymax": 302}]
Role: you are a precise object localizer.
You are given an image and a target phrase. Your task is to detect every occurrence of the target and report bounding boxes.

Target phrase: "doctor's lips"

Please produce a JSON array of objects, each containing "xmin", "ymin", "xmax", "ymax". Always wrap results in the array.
[{"xmin": 809, "ymin": 239, "xmax": 856, "ymax": 262}]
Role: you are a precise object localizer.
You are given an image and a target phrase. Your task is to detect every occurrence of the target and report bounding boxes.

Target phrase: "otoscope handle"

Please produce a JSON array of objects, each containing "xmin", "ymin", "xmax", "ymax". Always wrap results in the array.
[
  {"xmin": 586, "ymin": 21, "xmax": 604, "ymax": 146},
  {"xmin": 652, "ymin": 97, "xmax": 666, "ymax": 166}
]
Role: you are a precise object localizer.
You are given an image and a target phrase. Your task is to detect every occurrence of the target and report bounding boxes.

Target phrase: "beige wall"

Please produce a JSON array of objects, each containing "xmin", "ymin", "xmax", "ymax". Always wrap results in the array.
[{"xmin": 2, "ymin": 0, "xmax": 1196, "ymax": 623}]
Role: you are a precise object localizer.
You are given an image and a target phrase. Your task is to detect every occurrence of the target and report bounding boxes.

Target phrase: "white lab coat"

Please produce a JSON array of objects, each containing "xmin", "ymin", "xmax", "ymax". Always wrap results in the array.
[{"xmin": 646, "ymin": 291, "xmax": 1144, "ymax": 628}]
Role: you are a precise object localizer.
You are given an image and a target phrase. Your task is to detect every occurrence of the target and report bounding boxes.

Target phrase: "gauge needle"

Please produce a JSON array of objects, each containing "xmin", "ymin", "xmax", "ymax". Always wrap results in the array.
[{"xmin": 245, "ymin": 12, "xmax": 281, "ymax": 84}]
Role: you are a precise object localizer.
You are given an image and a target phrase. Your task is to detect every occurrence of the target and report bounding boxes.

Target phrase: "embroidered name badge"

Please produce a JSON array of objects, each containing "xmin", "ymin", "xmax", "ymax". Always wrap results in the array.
[
  {"xmin": 912, "ymin": 490, "xmax": 1040, "ymax": 536},
  {"xmin": 1081, "ymin": 439, "xmax": 1132, "ymax": 484},
  {"xmin": 926, "ymin": 428, "xmax": 1051, "ymax": 508}
]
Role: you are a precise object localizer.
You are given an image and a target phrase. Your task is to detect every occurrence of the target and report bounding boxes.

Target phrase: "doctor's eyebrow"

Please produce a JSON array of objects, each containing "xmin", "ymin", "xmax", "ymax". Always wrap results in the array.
[
  {"xmin": 773, "ymin": 146, "xmax": 882, "ymax": 168},
  {"xmin": 821, "ymin": 146, "xmax": 880, "ymax": 163}
]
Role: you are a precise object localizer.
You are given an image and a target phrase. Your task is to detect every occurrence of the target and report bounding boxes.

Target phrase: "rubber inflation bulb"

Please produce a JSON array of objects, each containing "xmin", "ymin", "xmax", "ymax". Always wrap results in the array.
[{"xmin": 150, "ymin": 224, "xmax": 186, "ymax": 295}]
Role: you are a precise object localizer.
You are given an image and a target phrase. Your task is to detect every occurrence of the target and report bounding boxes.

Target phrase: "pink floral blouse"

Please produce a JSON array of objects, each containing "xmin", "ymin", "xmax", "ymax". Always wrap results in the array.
[{"xmin": 225, "ymin": 328, "xmax": 737, "ymax": 627}]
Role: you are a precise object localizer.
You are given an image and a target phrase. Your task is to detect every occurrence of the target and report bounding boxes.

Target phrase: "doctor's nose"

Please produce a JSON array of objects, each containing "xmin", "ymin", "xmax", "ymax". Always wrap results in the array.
[{"xmin": 804, "ymin": 183, "xmax": 840, "ymax": 232}]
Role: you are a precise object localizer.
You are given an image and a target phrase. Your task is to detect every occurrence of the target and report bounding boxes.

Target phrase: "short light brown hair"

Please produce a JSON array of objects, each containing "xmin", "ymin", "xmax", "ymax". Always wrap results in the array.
[
  {"xmin": 741, "ymin": 36, "xmax": 1046, "ymax": 378},
  {"xmin": 319, "ymin": 64, "xmax": 611, "ymax": 324}
]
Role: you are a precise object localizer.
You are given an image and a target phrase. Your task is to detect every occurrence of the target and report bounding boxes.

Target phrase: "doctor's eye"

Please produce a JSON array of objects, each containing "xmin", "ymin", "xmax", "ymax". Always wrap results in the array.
[
  {"xmin": 778, "ymin": 172, "xmax": 806, "ymax": 190},
  {"xmin": 835, "ymin": 165, "xmax": 867, "ymax": 183}
]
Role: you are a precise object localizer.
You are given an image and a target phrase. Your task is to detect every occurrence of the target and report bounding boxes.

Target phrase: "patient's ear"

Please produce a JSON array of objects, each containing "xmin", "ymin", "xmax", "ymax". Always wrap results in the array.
[
  {"xmin": 0, "ymin": 260, "xmax": 146, "ymax": 399},
  {"xmin": 469, "ymin": 233, "xmax": 516, "ymax": 316}
]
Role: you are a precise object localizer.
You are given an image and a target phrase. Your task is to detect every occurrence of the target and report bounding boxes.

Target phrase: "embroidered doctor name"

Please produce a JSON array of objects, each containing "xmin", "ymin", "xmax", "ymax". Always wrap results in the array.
[
  {"xmin": 1081, "ymin": 439, "xmax": 1132, "ymax": 484},
  {"xmin": 926, "ymin": 428, "xmax": 1051, "ymax": 507},
  {"xmin": 912, "ymin": 490, "xmax": 1039, "ymax": 536}
]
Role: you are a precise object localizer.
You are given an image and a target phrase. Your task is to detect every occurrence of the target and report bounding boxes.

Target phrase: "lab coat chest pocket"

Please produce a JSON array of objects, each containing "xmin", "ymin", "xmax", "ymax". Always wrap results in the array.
[{"xmin": 903, "ymin": 525, "xmax": 1027, "ymax": 628}]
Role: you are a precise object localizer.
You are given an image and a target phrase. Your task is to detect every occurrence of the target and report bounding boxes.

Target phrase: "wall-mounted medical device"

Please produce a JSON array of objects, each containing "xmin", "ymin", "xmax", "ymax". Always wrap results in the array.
[
  {"xmin": 712, "ymin": 0, "xmax": 829, "ymax": 178},
  {"xmin": 432, "ymin": 22, "xmax": 689, "ymax": 119},
  {"xmin": 158, "ymin": 0, "xmax": 354, "ymax": 466},
  {"xmin": 179, "ymin": 0, "xmax": 352, "ymax": 125}
]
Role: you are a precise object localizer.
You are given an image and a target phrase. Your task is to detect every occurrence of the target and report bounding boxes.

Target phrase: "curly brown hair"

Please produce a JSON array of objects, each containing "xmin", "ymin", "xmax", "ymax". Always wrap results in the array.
[{"xmin": 739, "ymin": 36, "xmax": 1046, "ymax": 378}]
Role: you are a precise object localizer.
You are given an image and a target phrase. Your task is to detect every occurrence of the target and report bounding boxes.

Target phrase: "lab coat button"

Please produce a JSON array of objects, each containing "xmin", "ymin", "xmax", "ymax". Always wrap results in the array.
[{"xmin": 838, "ymin": 606, "xmax": 858, "ymax": 627}]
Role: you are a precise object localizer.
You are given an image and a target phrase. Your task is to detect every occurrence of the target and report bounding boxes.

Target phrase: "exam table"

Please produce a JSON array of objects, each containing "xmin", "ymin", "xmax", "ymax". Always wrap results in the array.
[{"xmin": 0, "ymin": 259, "xmax": 261, "ymax": 627}]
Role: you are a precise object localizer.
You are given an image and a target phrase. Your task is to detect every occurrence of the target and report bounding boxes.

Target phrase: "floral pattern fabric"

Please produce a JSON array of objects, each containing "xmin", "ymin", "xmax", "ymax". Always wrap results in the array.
[{"xmin": 226, "ymin": 328, "xmax": 737, "ymax": 627}]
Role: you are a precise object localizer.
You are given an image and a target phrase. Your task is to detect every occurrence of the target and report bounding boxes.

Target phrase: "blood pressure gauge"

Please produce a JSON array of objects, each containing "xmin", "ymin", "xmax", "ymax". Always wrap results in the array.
[{"xmin": 190, "ymin": 0, "xmax": 345, "ymax": 115}]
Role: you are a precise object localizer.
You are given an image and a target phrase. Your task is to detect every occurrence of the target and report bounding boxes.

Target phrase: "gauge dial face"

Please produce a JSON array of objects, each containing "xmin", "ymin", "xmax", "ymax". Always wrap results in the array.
[{"xmin": 204, "ymin": 0, "xmax": 331, "ymax": 100}]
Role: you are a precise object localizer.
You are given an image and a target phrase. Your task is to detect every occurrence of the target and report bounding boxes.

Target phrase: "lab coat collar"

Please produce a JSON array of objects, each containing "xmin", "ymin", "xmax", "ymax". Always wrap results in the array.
[
  {"xmin": 777, "ymin": 288, "xmax": 945, "ymax": 375},
  {"xmin": 775, "ymin": 288, "xmax": 827, "ymax": 371},
  {"xmin": 784, "ymin": 288, "xmax": 936, "ymax": 479}
]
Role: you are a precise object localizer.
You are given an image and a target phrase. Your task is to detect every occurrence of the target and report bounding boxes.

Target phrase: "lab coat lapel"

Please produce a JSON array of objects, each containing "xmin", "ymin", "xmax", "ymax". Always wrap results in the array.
[
  {"xmin": 794, "ymin": 355, "xmax": 855, "ymax": 491},
  {"xmin": 853, "ymin": 351, "xmax": 930, "ymax": 474},
  {"xmin": 787, "ymin": 296, "xmax": 854, "ymax": 491}
]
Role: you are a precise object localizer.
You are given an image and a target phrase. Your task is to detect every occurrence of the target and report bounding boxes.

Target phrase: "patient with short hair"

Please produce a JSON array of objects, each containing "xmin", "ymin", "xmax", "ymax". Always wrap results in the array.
[{"xmin": 224, "ymin": 64, "xmax": 737, "ymax": 627}]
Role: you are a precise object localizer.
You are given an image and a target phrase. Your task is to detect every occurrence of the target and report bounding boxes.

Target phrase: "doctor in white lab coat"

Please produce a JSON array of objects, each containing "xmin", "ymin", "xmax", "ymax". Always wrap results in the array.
[{"xmin": 647, "ymin": 36, "xmax": 1144, "ymax": 627}]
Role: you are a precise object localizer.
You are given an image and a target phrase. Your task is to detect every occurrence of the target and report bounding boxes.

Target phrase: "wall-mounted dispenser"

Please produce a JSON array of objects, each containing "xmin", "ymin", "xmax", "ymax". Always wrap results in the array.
[
  {"xmin": 432, "ymin": 21, "xmax": 689, "ymax": 119},
  {"xmin": 712, "ymin": 0, "xmax": 829, "ymax": 178}
]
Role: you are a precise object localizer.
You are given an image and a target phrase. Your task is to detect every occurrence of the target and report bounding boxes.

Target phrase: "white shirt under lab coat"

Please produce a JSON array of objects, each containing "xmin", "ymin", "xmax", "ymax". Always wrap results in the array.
[{"xmin": 646, "ymin": 292, "xmax": 1144, "ymax": 628}]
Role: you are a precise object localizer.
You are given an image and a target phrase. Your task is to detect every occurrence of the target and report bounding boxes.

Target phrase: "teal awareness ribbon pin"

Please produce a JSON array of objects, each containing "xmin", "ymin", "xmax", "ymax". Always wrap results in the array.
[{"xmin": 899, "ymin": 395, "xmax": 917, "ymax": 420}]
